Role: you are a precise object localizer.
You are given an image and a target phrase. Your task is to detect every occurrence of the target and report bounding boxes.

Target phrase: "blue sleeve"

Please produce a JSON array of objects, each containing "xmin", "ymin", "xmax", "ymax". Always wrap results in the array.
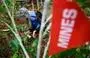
[{"xmin": 35, "ymin": 23, "xmax": 40, "ymax": 30}]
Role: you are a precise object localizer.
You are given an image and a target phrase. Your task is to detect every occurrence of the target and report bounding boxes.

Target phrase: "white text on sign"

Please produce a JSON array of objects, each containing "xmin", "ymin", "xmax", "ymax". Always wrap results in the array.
[{"xmin": 57, "ymin": 8, "xmax": 78, "ymax": 48}]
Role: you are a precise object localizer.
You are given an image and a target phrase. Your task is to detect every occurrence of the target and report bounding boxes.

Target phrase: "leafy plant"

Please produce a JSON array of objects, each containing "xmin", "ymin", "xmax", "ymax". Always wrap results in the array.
[{"xmin": 0, "ymin": 0, "xmax": 90, "ymax": 58}]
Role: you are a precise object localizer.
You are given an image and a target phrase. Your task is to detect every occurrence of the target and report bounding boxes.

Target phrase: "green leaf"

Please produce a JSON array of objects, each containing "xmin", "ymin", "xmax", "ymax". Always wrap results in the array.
[
  {"xmin": 12, "ymin": 51, "xmax": 18, "ymax": 58},
  {"xmin": 9, "ymin": 39, "xmax": 20, "ymax": 52},
  {"xmin": 0, "ymin": 5, "xmax": 6, "ymax": 13},
  {"xmin": 77, "ymin": 0, "xmax": 86, "ymax": 3},
  {"xmin": 5, "ymin": 0, "xmax": 12, "ymax": 6},
  {"xmin": 32, "ymin": 39, "xmax": 38, "ymax": 47},
  {"xmin": 12, "ymin": 51, "xmax": 22, "ymax": 58},
  {"xmin": 52, "ymin": 48, "xmax": 77, "ymax": 58}
]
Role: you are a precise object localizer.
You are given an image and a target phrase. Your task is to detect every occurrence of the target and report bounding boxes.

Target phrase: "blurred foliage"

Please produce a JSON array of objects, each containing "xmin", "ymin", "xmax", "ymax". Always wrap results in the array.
[
  {"xmin": 0, "ymin": 0, "xmax": 90, "ymax": 58},
  {"xmin": 77, "ymin": 0, "xmax": 90, "ymax": 16},
  {"xmin": 51, "ymin": 46, "xmax": 90, "ymax": 58}
]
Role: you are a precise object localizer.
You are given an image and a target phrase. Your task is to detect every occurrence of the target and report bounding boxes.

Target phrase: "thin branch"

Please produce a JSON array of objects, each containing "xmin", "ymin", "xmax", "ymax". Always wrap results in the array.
[
  {"xmin": 43, "ymin": 23, "xmax": 51, "ymax": 37},
  {"xmin": 42, "ymin": 37, "xmax": 51, "ymax": 58},
  {"xmin": 2, "ymin": 0, "xmax": 30, "ymax": 58},
  {"xmin": 12, "ymin": 0, "xmax": 15, "ymax": 18},
  {"xmin": 42, "ymin": 23, "xmax": 51, "ymax": 58},
  {"xmin": 44, "ymin": 14, "xmax": 52, "ymax": 25},
  {"xmin": 37, "ymin": 0, "xmax": 40, "ymax": 10},
  {"xmin": 40, "ymin": 0, "xmax": 43, "ymax": 7},
  {"xmin": 49, "ymin": 56, "xmax": 52, "ymax": 58},
  {"xmin": 4, "ymin": 22, "xmax": 16, "ymax": 35},
  {"xmin": 31, "ymin": 0, "xmax": 34, "ymax": 10},
  {"xmin": 2, "ymin": 0, "xmax": 17, "ymax": 33},
  {"xmin": 36, "ymin": 0, "xmax": 50, "ymax": 58}
]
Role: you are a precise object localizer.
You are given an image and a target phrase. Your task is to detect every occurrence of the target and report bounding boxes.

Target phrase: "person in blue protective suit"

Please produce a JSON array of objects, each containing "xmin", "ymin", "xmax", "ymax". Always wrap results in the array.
[
  {"xmin": 27, "ymin": 9, "xmax": 42, "ymax": 38},
  {"xmin": 18, "ymin": 6, "xmax": 42, "ymax": 38}
]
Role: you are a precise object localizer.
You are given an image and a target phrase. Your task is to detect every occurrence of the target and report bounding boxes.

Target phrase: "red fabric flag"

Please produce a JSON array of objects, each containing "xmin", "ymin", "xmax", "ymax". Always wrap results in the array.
[{"xmin": 48, "ymin": 0, "xmax": 90, "ymax": 56}]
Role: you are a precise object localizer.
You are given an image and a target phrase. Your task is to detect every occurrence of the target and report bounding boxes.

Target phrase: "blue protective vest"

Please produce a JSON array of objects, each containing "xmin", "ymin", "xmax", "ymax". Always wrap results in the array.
[{"xmin": 27, "ymin": 11, "xmax": 41, "ymax": 30}]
